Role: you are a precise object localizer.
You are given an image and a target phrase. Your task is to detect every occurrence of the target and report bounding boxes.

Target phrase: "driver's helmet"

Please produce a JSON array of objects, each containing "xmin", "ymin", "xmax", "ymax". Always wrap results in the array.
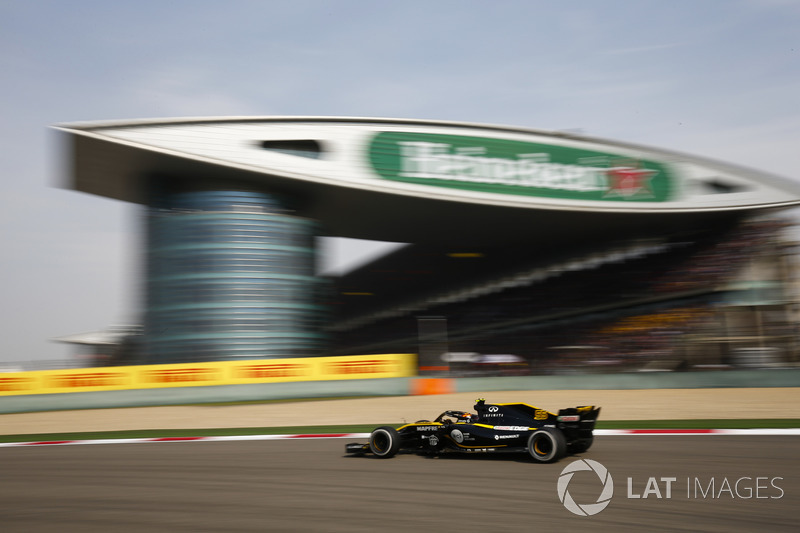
[{"xmin": 455, "ymin": 411, "xmax": 475, "ymax": 423}]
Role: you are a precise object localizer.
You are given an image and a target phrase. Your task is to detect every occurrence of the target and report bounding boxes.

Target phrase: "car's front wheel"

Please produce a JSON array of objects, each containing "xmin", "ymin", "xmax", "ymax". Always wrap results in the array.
[
  {"xmin": 527, "ymin": 428, "xmax": 567, "ymax": 463},
  {"xmin": 369, "ymin": 426, "xmax": 401, "ymax": 458}
]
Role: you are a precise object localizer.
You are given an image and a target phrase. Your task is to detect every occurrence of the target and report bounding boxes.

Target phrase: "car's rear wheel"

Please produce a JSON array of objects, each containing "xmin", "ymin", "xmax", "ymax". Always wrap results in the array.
[
  {"xmin": 369, "ymin": 426, "xmax": 401, "ymax": 458},
  {"xmin": 527, "ymin": 428, "xmax": 567, "ymax": 463}
]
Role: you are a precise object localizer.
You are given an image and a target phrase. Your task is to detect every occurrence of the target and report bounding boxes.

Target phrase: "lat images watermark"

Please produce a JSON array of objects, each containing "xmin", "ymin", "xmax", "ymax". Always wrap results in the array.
[
  {"xmin": 626, "ymin": 475, "xmax": 785, "ymax": 500},
  {"xmin": 557, "ymin": 459, "xmax": 614, "ymax": 516},
  {"xmin": 557, "ymin": 459, "xmax": 786, "ymax": 517}
]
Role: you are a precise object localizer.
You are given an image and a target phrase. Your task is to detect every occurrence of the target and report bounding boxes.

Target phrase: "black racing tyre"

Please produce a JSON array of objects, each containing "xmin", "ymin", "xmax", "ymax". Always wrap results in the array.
[
  {"xmin": 527, "ymin": 428, "xmax": 567, "ymax": 463},
  {"xmin": 369, "ymin": 426, "xmax": 401, "ymax": 458},
  {"xmin": 568, "ymin": 436, "xmax": 594, "ymax": 454}
]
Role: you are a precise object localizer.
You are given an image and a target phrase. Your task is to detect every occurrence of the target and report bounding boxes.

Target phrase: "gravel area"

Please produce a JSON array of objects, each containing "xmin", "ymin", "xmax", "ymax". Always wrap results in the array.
[{"xmin": 1, "ymin": 387, "xmax": 798, "ymax": 435}]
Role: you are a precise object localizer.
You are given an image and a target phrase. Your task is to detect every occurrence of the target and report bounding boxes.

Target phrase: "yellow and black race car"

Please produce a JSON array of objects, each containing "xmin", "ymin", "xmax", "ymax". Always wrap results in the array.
[{"xmin": 345, "ymin": 398, "xmax": 599, "ymax": 463}]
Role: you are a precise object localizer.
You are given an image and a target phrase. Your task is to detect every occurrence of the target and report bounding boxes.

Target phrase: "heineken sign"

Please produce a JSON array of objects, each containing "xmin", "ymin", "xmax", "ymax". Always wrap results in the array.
[{"xmin": 367, "ymin": 131, "xmax": 673, "ymax": 202}]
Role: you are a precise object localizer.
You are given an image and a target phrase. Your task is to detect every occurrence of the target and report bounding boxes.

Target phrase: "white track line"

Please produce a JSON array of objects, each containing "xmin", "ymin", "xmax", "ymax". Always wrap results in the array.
[
  {"xmin": 0, "ymin": 433, "xmax": 370, "ymax": 447},
  {"xmin": 594, "ymin": 429, "xmax": 800, "ymax": 436},
  {"xmin": 1, "ymin": 429, "xmax": 799, "ymax": 447}
]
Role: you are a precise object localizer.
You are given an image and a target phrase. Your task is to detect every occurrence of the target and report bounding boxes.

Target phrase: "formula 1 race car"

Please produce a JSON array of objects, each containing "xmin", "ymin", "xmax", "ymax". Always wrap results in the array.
[{"xmin": 345, "ymin": 398, "xmax": 599, "ymax": 463}]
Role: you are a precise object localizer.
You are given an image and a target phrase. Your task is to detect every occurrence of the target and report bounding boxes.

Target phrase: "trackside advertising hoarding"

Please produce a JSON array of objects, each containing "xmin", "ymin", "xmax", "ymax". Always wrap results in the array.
[
  {"xmin": 0, "ymin": 354, "xmax": 416, "ymax": 397},
  {"xmin": 368, "ymin": 131, "xmax": 674, "ymax": 202}
]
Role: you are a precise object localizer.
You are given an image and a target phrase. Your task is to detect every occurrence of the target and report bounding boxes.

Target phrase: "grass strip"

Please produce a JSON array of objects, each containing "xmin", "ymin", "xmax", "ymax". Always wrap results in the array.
[{"xmin": 1, "ymin": 419, "xmax": 799, "ymax": 444}]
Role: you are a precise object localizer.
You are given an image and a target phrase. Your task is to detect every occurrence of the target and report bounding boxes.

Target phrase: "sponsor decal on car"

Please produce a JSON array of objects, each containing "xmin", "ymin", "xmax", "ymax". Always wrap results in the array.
[{"xmin": 534, "ymin": 409, "xmax": 550, "ymax": 420}]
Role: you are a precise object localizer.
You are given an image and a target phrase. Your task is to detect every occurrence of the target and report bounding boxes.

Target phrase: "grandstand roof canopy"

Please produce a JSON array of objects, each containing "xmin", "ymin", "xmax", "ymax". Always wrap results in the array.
[{"xmin": 55, "ymin": 116, "xmax": 800, "ymax": 247}]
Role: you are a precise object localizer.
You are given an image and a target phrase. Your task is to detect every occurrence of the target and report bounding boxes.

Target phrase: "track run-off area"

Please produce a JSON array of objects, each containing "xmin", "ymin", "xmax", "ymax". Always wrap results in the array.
[
  {"xmin": 1, "ymin": 435, "xmax": 797, "ymax": 532},
  {"xmin": 1, "ymin": 388, "xmax": 799, "ymax": 531},
  {"xmin": 3, "ymin": 388, "xmax": 800, "ymax": 435}
]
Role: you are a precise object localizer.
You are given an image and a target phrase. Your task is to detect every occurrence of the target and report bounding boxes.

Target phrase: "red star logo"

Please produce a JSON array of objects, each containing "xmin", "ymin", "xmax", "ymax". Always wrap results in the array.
[{"xmin": 604, "ymin": 163, "xmax": 657, "ymax": 199}]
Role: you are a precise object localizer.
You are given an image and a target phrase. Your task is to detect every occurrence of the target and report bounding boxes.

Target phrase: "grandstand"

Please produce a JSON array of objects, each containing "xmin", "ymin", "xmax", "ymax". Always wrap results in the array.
[
  {"xmin": 54, "ymin": 117, "xmax": 800, "ymax": 373},
  {"xmin": 327, "ymin": 216, "xmax": 798, "ymax": 374}
]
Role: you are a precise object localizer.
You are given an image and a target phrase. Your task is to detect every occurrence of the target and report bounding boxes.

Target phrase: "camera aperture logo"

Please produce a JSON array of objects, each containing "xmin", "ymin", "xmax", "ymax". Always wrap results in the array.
[
  {"xmin": 558, "ymin": 459, "xmax": 614, "ymax": 516},
  {"xmin": 557, "ymin": 459, "xmax": 786, "ymax": 517}
]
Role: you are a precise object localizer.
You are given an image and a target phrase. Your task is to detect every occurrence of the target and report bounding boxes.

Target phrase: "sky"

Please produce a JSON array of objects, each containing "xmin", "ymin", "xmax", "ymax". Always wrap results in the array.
[{"xmin": 2, "ymin": 0, "xmax": 800, "ymax": 365}]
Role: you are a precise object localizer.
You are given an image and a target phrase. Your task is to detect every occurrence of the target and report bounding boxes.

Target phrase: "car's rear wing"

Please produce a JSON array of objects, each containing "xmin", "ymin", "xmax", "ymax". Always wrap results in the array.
[{"xmin": 557, "ymin": 406, "xmax": 600, "ymax": 437}]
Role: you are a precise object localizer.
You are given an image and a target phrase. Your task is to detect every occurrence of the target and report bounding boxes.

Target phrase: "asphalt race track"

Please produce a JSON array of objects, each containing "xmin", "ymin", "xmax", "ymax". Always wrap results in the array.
[{"xmin": 1, "ymin": 436, "xmax": 797, "ymax": 532}]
